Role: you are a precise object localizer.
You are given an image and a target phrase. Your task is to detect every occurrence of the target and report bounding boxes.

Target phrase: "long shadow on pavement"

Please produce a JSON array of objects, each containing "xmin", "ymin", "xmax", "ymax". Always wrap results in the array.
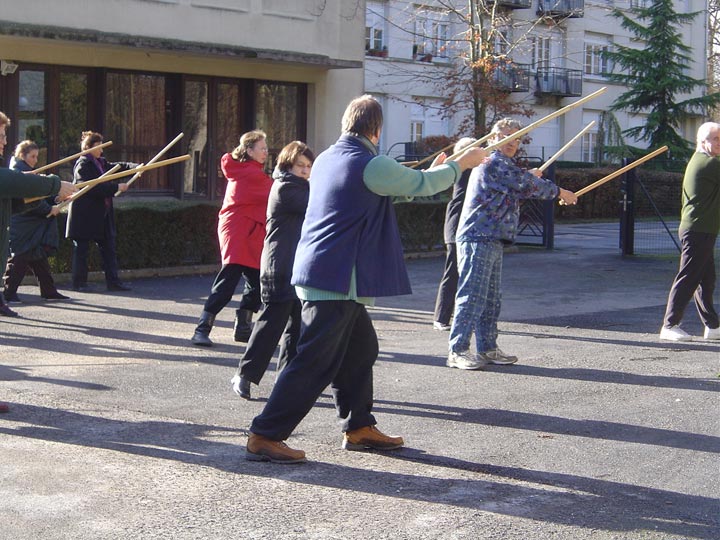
[{"xmin": 1, "ymin": 403, "xmax": 716, "ymax": 539}]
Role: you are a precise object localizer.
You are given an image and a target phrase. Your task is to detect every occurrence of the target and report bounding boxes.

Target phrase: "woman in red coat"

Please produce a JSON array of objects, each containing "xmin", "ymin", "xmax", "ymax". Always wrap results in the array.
[{"xmin": 191, "ymin": 130, "xmax": 272, "ymax": 346}]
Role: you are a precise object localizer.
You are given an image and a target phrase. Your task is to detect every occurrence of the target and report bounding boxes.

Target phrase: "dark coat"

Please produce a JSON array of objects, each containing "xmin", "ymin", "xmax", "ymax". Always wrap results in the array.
[
  {"xmin": 443, "ymin": 169, "xmax": 471, "ymax": 244},
  {"xmin": 0, "ymin": 165, "xmax": 61, "ymax": 271},
  {"xmin": 9, "ymin": 158, "xmax": 59, "ymax": 259},
  {"xmin": 66, "ymin": 155, "xmax": 136, "ymax": 240},
  {"xmin": 260, "ymin": 171, "xmax": 309, "ymax": 303}
]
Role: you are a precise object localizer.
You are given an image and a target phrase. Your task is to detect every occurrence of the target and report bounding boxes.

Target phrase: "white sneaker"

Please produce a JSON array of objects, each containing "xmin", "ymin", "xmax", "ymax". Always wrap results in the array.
[
  {"xmin": 447, "ymin": 350, "xmax": 487, "ymax": 370},
  {"xmin": 485, "ymin": 348, "xmax": 519, "ymax": 365},
  {"xmin": 704, "ymin": 326, "xmax": 720, "ymax": 341},
  {"xmin": 433, "ymin": 321, "xmax": 451, "ymax": 331},
  {"xmin": 659, "ymin": 326, "xmax": 691, "ymax": 341}
]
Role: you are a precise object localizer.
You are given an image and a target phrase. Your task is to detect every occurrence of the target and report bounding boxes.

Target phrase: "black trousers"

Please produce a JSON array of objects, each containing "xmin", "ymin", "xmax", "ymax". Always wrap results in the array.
[
  {"xmin": 72, "ymin": 236, "xmax": 120, "ymax": 287},
  {"xmin": 238, "ymin": 299, "xmax": 301, "ymax": 384},
  {"xmin": 250, "ymin": 300, "xmax": 379, "ymax": 441},
  {"xmin": 434, "ymin": 242, "xmax": 458, "ymax": 325},
  {"xmin": 663, "ymin": 229, "xmax": 719, "ymax": 329},
  {"xmin": 202, "ymin": 263, "xmax": 261, "ymax": 315},
  {"xmin": 4, "ymin": 254, "xmax": 59, "ymax": 297}
]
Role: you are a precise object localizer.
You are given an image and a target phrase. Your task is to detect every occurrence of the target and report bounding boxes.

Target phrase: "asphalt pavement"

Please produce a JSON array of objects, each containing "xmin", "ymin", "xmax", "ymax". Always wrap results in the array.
[{"xmin": 1, "ymin": 223, "xmax": 718, "ymax": 540}]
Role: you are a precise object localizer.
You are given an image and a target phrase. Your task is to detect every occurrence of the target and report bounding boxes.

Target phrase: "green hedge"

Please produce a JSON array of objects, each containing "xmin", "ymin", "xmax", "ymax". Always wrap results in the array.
[
  {"xmin": 50, "ymin": 201, "xmax": 221, "ymax": 273},
  {"xmin": 46, "ymin": 166, "xmax": 684, "ymax": 271}
]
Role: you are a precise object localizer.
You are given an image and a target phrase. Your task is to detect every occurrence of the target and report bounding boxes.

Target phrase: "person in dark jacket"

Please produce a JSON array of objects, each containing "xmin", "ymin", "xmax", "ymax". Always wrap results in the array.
[
  {"xmin": 245, "ymin": 95, "xmax": 488, "ymax": 463},
  {"xmin": 66, "ymin": 131, "xmax": 136, "ymax": 292},
  {"xmin": 0, "ymin": 110, "xmax": 77, "ymax": 413},
  {"xmin": 432, "ymin": 137, "xmax": 476, "ymax": 331},
  {"xmin": 230, "ymin": 141, "xmax": 314, "ymax": 400},
  {"xmin": 3, "ymin": 140, "xmax": 69, "ymax": 302}
]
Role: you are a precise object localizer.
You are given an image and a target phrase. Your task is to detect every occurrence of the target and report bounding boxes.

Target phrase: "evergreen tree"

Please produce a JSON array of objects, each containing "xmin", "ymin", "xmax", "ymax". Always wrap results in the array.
[{"xmin": 603, "ymin": 0, "xmax": 720, "ymax": 160}]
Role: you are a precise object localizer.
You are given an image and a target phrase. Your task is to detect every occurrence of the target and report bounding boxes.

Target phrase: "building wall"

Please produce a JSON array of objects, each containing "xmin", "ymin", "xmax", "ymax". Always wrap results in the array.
[
  {"xmin": 364, "ymin": 0, "xmax": 709, "ymax": 161},
  {"xmin": 0, "ymin": 0, "xmax": 365, "ymax": 194}
]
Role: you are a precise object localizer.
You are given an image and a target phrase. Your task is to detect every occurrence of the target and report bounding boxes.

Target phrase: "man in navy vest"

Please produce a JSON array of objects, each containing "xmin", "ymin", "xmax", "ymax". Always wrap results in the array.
[{"xmin": 246, "ymin": 95, "xmax": 488, "ymax": 463}]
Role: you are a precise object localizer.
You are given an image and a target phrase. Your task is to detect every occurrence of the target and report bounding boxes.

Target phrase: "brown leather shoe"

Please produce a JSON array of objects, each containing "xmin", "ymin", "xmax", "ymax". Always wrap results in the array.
[
  {"xmin": 342, "ymin": 425, "xmax": 404, "ymax": 451},
  {"xmin": 245, "ymin": 433, "xmax": 306, "ymax": 464}
]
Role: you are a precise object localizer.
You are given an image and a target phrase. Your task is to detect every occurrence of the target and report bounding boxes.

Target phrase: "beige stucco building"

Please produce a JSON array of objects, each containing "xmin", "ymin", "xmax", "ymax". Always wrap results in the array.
[{"xmin": 0, "ymin": 0, "xmax": 364, "ymax": 198}]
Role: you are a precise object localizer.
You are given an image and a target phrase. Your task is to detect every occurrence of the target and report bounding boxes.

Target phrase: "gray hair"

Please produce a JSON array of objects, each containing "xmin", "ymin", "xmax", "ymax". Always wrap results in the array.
[
  {"xmin": 696, "ymin": 122, "xmax": 720, "ymax": 151},
  {"xmin": 491, "ymin": 118, "xmax": 522, "ymax": 137},
  {"xmin": 453, "ymin": 137, "xmax": 476, "ymax": 154}
]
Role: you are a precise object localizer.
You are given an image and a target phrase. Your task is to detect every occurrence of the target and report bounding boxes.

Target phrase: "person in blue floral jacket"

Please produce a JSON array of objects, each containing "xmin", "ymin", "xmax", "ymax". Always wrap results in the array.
[{"xmin": 447, "ymin": 118, "xmax": 577, "ymax": 370}]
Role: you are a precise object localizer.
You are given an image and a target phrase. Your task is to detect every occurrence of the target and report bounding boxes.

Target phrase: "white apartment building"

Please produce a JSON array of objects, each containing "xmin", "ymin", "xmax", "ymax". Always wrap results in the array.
[
  {"xmin": 364, "ymin": 0, "xmax": 709, "ymax": 162},
  {"xmin": 0, "ymin": 0, "xmax": 364, "ymax": 199}
]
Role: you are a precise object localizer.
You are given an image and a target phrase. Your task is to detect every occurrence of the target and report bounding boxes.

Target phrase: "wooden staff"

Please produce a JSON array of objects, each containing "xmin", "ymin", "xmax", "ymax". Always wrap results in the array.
[
  {"xmin": 446, "ymin": 87, "xmax": 608, "ymax": 162},
  {"xmin": 26, "ymin": 155, "xmax": 190, "ymax": 203},
  {"xmin": 115, "ymin": 132, "xmax": 185, "ymax": 197},
  {"xmin": 75, "ymin": 155, "xmax": 190, "ymax": 189},
  {"xmin": 410, "ymin": 141, "xmax": 457, "ymax": 169},
  {"xmin": 50, "ymin": 165, "xmax": 122, "ymax": 216},
  {"xmin": 574, "ymin": 146, "xmax": 668, "ymax": 198},
  {"xmin": 538, "ymin": 121, "xmax": 596, "ymax": 173},
  {"xmin": 32, "ymin": 141, "xmax": 114, "ymax": 175}
]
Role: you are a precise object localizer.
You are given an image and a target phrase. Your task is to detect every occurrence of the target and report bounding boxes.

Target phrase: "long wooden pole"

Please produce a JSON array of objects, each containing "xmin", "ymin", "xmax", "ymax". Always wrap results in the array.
[
  {"xmin": 538, "ymin": 121, "xmax": 596, "ymax": 173},
  {"xmin": 26, "ymin": 155, "xmax": 190, "ymax": 203},
  {"xmin": 574, "ymin": 146, "xmax": 668, "ymax": 198},
  {"xmin": 410, "ymin": 141, "xmax": 458, "ymax": 169},
  {"xmin": 75, "ymin": 155, "xmax": 190, "ymax": 189},
  {"xmin": 51, "ymin": 165, "xmax": 122, "ymax": 215},
  {"xmin": 115, "ymin": 132, "xmax": 184, "ymax": 197},
  {"xmin": 445, "ymin": 87, "xmax": 608, "ymax": 162},
  {"xmin": 32, "ymin": 141, "xmax": 114, "ymax": 174}
]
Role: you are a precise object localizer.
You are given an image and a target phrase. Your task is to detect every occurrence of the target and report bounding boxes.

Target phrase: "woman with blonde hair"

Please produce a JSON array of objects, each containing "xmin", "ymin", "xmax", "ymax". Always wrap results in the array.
[{"xmin": 191, "ymin": 130, "xmax": 273, "ymax": 346}]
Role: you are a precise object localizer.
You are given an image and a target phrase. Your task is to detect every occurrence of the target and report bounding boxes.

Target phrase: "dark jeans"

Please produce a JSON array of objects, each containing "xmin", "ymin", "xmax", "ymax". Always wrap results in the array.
[
  {"xmin": 202, "ymin": 263, "xmax": 261, "ymax": 315},
  {"xmin": 238, "ymin": 299, "xmax": 301, "ymax": 384},
  {"xmin": 434, "ymin": 242, "xmax": 458, "ymax": 325},
  {"xmin": 72, "ymin": 236, "xmax": 120, "ymax": 287},
  {"xmin": 3, "ymin": 254, "xmax": 59, "ymax": 297},
  {"xmin": 663, "ymin": 229, "xmax": 719, "ymax": 329},
  {"xmin": 250, "ymin": 300, "xmax": 379, "ymax": 441}
]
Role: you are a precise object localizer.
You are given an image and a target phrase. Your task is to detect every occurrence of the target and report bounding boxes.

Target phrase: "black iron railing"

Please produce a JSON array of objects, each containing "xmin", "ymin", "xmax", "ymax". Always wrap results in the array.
[
  {"xmin": 537, "ymin": 0, "xmax": 584, "ymax": 18},
  {"xmin": 535, "ymin": 67, "xmax": 583, "ymax": 97}
]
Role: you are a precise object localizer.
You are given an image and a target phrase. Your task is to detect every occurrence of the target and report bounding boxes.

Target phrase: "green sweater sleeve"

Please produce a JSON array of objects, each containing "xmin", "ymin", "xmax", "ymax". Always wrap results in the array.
[
  {"xmin": 0, "ymin": 168, "xmax": 60, "ymax": 199},
  {"xmin": 363, "ymin": 155, "xmax": 461, "ymax": 197}
]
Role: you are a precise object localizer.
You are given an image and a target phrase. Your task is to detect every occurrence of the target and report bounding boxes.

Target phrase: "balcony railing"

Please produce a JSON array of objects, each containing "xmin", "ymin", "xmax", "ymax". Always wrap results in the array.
[
  {"xmin": 493, "ymin": 63, "xmax": 532, "ymax": 92},
  {"xmin": 535, "ymin": 67, "xmax": 583, "ymax": 97},
  {"xmin": 484, "ymin": 0, "xmax": 532, "ymax": 9},
  {"xmin": 537, "ymin": 0, "xmax": 584, "ymax": 18}
]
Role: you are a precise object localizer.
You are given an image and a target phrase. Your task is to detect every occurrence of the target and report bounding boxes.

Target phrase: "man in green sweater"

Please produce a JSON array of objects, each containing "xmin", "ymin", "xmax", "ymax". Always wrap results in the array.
[
  {"xmin": 660, "ymin": 122, "xmax": 720, "ymax": 341},
  {"xmin": 0, "ymin": 111, "xmax": 76, "ymax": 413}
]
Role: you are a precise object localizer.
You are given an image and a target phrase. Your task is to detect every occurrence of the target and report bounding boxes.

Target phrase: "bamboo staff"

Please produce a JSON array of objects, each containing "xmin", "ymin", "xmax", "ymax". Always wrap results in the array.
[
  {"xmin": 32, "ymin": 141, "xmax": 114, "ymax": 175},
  {"xmin": 50, "ymin": 165, "xmax": 122, "ymax": 216},
  {"xmin": 445, "ymin": 87, "xmax": 608, "ymax": 162},
  {"xmin": 115, "ymin": 132, "xmax": 184, "ymax": 197},
  {"xmin": 538, "ymin": 121, "xmax": 596, "ymax": 173},
  {"xmin": 26, "ymin": 155, "xmax": 190, "ymax": 203},
  {"xmin": 574, "ymin": 146, "xmax": 668, "ymax": 198}
]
